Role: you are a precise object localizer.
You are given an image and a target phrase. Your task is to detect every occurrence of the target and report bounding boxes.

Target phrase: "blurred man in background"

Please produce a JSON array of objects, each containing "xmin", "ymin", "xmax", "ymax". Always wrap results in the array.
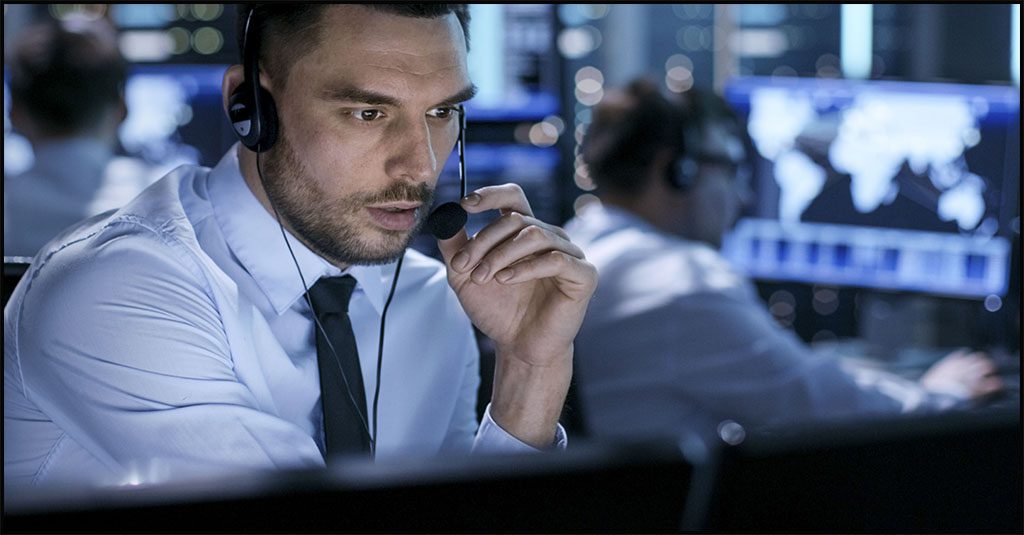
[
  {"xmin": 4, "ymin": 16, "xmax": 160, "ymax": 257},
  {"xmin": 566, "ymin": 78, "xmax": 1004, "ymax": 443}
]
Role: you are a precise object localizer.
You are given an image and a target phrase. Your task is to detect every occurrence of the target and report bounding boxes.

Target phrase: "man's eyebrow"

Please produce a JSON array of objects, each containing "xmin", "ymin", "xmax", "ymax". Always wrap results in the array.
[
  {"xmin": 318, "ymin": 84, "xmax": 479, "ymax": 108},
  {"xmin": 440, "ymin": 84, "xmax": 478, "ymax": 106},
  {"xmin": 319, "ymin": 86, "xmax": 401, "ymax": 107}
]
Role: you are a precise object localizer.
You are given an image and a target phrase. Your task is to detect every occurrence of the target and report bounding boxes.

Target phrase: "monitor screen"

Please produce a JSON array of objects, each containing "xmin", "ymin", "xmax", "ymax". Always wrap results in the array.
[
  {"xmin": 464, "ymin": 4, "xmax": 561, "ymax": 121},
  {"xmin": 721, "ymin": 76, "xmax": 1020, "ymax": 299},
  {"xmin": 120, "ymin": 63, "xmax": 234, "ymax": 168}
]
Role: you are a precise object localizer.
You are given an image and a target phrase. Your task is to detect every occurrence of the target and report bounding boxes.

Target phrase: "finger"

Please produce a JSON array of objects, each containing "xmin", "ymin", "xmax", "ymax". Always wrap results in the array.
[
  {"xmin": 967, "ymin": 357, "xmax": 997, "ymax": 375},
  {"xmin": 469, "ymin": 225, "xmax": 585, "ymax": 284},
  {"xmin": 451, "ymin": 212, "xmax": 574, "ymax": 274},
  {"xmin": 493, "ymin": 251, "xmax": 598, "ymax": 295},
  {"xmin": 461, "ymin": 183, "xmax": 534, "ymax": 217},
  {"xmin": 974, "ymin": 376, "xmax": 1005, "ymax": 397},
  {"xmin": 436, "ymin": 227, "xmax": 470, "ymax": 268}
]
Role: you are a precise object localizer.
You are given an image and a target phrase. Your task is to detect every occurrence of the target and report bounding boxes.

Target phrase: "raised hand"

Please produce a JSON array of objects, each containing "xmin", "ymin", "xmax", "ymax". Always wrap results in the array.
[{"xmin": 435, "ymin": 184, "xmax": 597, "ymax": 446}]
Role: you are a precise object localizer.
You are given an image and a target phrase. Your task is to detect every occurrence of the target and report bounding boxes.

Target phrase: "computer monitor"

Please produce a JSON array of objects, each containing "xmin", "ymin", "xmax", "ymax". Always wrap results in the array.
[
  {"xmin": 464, "ymin": 4, "xmax": 561, "ymax": 122},
  {"xmin": 5, "ymin": 440, "xmax": 694, "ymax": 533},
  {"xmin": 721, "ymin": 76, "xmax": 1020, "ymax": 299},
  {"xmin": 685, "ymin": 407, "xmax": 1022, "ymax": 532},
  {"xmin": 120, "ymin": 64, "xmax": 234, "ymax": 168},
  {"xmin": 2, "ymin": 258, "xmax": 31, "ymax": 307}
]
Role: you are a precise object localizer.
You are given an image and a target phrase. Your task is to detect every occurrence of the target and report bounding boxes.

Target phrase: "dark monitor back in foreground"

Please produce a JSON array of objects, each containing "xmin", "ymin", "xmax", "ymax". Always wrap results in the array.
[
  {"xmin": 721, "ymin": 76, "xmax": 1020, "ymax": 299},
  {"xmin": 689, "ymin": 407, "xmax": 1022, "ymax": 532},
  {"xmin": 4, "ymin": 440, "xmax": 693, "ymax": 533},
  {"xmin": 3, "ymin": 258, "xmax": 31, "ymax": 307}
]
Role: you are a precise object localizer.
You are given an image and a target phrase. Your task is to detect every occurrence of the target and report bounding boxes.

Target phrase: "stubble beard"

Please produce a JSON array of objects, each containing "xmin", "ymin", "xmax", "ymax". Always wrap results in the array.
[{"xmin": 260, "ymin": 129, "xmax": 434, "ymax": 266}]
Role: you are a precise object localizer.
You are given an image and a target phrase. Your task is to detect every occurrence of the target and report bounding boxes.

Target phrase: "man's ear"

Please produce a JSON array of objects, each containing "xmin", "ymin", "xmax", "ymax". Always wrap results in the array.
[
  {"xmin": 8, "ymin": 101, "xmax": 26, "ymax": 133},
  {"xmin": 651, "ymin": 147, "xmax": 681, "ymax": 193},
  {"xmin": 222, "ymin": 64, "xmax": 245, "ymax": 117},
  {"xmin": 114, "ymin": 94, "xmax": 128, "ymax": 126},
  {"xmin": 8, "ymin": 101, "xmax": 38, "ymax": 144}
]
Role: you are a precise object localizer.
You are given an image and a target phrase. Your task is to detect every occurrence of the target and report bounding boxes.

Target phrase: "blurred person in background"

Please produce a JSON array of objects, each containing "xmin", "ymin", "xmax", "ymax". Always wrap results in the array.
[
  {"xmin": 566, "ymin": 78, "xmax": 1004, "ymax": 443},
  {"xmin": 4, "ymin": 16, "xmax": 161, "ymax": 257}
]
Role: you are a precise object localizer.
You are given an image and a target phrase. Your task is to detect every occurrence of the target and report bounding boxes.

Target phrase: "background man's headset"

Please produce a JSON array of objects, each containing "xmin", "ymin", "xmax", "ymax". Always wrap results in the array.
[
  {"xmin": 227, "ymin": 7, "xmax": 468, "ymax": 459},
  {"xmin": 667, "ymin": 122, "xmax": 703, "ymax": 191},
  {"xmin": 666, "ymin": 94, "xmax": 750, "ymax": 191}
]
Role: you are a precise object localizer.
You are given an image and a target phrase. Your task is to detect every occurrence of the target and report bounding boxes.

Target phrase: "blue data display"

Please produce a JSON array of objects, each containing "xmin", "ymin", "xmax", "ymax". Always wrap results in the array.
[{"xmin": 721, "ymin": 76, "xmax": 1019, "ymax": 298}]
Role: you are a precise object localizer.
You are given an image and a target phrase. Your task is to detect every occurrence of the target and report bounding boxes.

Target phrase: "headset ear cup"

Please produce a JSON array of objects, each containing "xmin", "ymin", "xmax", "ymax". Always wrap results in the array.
[
  {"xmin": 669, "ymin": 157, "xmax": 696, "ymax": 191},
  {"xmin": 228, "ymin": 83, "xmax": 259, "ymax": 149},
  {"xmin": 227, "ymin": 82, "xmax": 278, "ymax": 152},
  {"xmin": 255, "ymin": 85, "xmax": 278, "ymax": 152},
  {"xmin": 666, "ymin": 164, "xmax": 681, "ymax": 190}
]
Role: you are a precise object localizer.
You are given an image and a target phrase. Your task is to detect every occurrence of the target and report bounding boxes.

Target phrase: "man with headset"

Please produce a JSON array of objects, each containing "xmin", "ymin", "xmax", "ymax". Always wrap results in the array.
[
  {"xmin": 565, "ymin": 78, "xmax": 1003, "ymax": 443},
  {"xmin": 5, "ymin": 4, "xmax": 596, "ymax": 488},
  {"xmin": 4, "ymin": 16, "xmax": 164, "ymax": 257}
]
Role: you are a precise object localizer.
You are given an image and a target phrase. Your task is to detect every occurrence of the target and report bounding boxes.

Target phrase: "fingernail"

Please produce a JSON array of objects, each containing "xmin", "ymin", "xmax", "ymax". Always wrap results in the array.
[
  {"xmin": 471, "ymin": 263, "xmax": 489, "ymax": 282},
  {"xmin": 463, "ymin": 193, "xmax": 481, "ymax": 206},
  {"xmin": 495, "ymin": 269, "xmax": 514, "ymax": 283},
  {"xmin": 452, "ymin": 252, "xmax": 469, "ymax": 271}
]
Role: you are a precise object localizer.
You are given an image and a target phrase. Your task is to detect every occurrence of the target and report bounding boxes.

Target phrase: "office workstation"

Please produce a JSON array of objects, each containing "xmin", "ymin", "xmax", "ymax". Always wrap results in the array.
[{"xmin": 4, "ymin": 4, "xmax": 1021, "ymax": 533}]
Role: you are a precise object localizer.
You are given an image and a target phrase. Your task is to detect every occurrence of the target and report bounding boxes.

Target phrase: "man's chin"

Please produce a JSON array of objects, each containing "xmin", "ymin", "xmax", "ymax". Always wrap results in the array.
[{"xmin": 338, "ymin": 230, "xmax": 417, "ymax": 266}]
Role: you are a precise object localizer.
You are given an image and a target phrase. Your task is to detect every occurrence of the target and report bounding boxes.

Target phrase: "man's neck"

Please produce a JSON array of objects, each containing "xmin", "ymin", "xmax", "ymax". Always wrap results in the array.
[{"xmin": 599, "ymin": 188, "xmax": 683, "ymax": 237}]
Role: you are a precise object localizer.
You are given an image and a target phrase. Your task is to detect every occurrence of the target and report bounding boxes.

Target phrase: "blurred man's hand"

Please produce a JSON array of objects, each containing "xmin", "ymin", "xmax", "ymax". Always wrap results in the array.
[{"xmin": 920, "ymin": 349, "xmax": 1004, "ymax": 400}]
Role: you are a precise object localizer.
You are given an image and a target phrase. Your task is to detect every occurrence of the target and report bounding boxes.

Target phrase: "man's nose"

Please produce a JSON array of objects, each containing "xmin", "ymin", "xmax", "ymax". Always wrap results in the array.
[{"xmin": 386, "ymin": 118, "xmax": 438, "ymax": 184}]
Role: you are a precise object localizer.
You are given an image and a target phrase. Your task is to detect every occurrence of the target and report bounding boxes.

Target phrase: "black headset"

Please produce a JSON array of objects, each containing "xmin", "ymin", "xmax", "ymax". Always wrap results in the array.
[
  {"xmin": 229, "ymin": 7, "xmax": 278, "ymax": 152},
  {"xmin": 666, "ymin": 119, "xmax": 703, "ymax": 191},
  {"xmin": 666, "ymin": 94, "xmax": 750, "ymax": 192}
]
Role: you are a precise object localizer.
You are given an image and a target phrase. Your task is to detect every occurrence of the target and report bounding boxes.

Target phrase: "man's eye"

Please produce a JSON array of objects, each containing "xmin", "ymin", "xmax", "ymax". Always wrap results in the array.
[
  {"xmin": 432, "ymin": 107, "xmax": 457, "ymax": 119},
  {"xmin": 358, "ymin": 109, "xmax": 383, "ymax": 121}
]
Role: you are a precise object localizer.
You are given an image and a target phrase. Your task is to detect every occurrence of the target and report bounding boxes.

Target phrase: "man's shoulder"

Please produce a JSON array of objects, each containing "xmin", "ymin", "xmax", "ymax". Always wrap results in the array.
[
  {"xmin": 21, "ymin": 166, "xmax": 216, "ymax": 301},
  {"xmin": 40, "ymin": 165, "xmax": 205, "ymax": 255},
  {"xmin": 571, "ymin": 213, "xmax": 752, "ymax": 304}
]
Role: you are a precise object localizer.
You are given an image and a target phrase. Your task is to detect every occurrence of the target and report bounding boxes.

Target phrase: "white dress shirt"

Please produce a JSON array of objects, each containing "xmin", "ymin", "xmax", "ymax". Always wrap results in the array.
[
  {"xmin": 565, "ymin": 203, "xmax": 953, "ymax": 442},
  {"xmin": 5, "ymin": 145, "xmax": 563, "ymax": 489}
]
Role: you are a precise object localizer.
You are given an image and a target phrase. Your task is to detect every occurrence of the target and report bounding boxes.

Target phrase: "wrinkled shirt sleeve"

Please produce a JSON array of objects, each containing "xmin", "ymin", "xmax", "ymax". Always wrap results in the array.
[{"xmin": 12, "ymin": 233, "xmax": 325, "ymax": 486}]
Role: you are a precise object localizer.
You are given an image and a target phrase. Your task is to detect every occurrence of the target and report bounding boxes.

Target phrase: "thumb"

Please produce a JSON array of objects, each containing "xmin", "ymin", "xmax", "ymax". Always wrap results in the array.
[{"xmin": 436, "ymin": 227, "xmax": 469, "ymax": 268}]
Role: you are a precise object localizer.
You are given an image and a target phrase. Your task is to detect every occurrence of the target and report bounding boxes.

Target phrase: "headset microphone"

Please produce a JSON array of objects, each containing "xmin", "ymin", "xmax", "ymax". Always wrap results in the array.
[
  {"xmin": 424, "ymin": 105, "xmax": 468, "ymax": 240},
  {"xmin": 425, "ymin": 203, "xmax": 467, "ymax": 240}
]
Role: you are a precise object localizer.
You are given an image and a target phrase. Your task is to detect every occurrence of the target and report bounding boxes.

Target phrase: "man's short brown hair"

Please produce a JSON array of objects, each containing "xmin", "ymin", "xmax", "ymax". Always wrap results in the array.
[
  {"xmin": 235, "ymin": 4, "xmax": 471, "ymax": 89},
  {"xmin": 581, "ymin": 78, "xmax": 685, "ymax": 197},
  {"xmin": 8, "ymin": 18, "xmax": 128, "ymax": 136}
]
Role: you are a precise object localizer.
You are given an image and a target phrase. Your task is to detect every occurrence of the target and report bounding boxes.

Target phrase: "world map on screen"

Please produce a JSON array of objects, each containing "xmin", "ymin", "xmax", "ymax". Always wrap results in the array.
[{"xmin": 746, "ymin": 88, "xmax": 991, "ymax": 233}]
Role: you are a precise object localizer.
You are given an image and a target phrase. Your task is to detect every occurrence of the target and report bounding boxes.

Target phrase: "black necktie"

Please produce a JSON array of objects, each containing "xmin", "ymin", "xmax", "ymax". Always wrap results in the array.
[{"xmin": 306, "ymin": 275, "xmax": 371, "ymax": 458}]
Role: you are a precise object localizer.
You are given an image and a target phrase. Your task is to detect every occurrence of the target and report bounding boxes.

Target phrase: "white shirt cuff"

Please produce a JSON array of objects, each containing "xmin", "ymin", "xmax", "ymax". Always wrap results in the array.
[{"xmin": 471, "ymin": 403, "xmax": 568, "ymax": 454}]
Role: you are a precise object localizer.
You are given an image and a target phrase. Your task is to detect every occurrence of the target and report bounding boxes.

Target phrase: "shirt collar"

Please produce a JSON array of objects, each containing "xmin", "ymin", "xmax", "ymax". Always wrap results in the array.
[
  {"xmin": 30, "ymin": 137, "xmax": 113, "ymax": 194},
  {"xmin": 577, "ymin": 202, "xmax": 664, "ymax": 238},
  {"xmin": 207, "ymin": 144, "xmax": 390, "ymax": 316},
  {"xmin": 32, "ymin": 136, "xmax": 113, "ymax": 164}
]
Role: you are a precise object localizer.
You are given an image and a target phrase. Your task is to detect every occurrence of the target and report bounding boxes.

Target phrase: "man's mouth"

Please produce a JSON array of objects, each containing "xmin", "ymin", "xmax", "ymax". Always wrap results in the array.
[
  {"xmin": 371, "ymin": 202, "xmax": 422, "ymax": 212},
  {"xmin": 365, "ymin": 203, "xmax": 422, "ymax": 231}
]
